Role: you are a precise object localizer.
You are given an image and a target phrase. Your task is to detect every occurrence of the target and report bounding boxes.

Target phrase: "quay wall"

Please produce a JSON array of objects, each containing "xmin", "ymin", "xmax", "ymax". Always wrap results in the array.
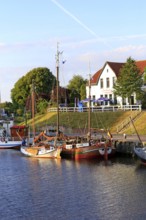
[{"xmin": 114, "ymin": 140, "xmax": 142, "ymax": 156}]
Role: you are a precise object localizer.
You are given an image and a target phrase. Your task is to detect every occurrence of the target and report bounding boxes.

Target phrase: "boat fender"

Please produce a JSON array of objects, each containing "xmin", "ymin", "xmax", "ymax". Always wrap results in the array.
[
  {"xmin": 96, "ymin": 142, "xmax": 100, "ymax": 147},
  {"xmin": 1, "ymin": 137, "xmax": 4, "ymax": 142}
]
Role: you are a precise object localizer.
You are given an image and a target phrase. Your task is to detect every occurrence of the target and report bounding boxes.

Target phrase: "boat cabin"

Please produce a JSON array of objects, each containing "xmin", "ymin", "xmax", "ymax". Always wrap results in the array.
[{"xmin": 10, "ymin": 125, "xmax": 29, "ymax": 140}]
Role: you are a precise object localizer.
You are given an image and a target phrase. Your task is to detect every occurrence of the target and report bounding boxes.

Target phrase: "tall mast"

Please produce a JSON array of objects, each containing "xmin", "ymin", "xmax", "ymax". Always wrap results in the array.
[
  {"xmin": 88, "ymin": 73, "xmax": 91, "ymax": 141},
  {"xmin": 56, "ymin": 43, "xmax": 60, "ymax": 136},
  {"xmin": 31, "ymin": 79, "xmax": 35, "ymax": 137},
  {"xmin": 130, "ymin": 116, "xmax": 143, "ymax": 147}
]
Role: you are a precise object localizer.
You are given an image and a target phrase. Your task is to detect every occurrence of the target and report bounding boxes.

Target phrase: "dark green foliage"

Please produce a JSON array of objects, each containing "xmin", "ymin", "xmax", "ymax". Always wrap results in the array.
[
  {"xmin": 67, "ymin": 75, "xmax": 87, "ymax": 101},
  {"xmin": 114, "ymin": 57, "xmax": 143, "ymax": 101},
  {"xmin": 143, "ymin": 68, "xmax": 146, "ymax": 85},
  {"xmin": 80, "ymin": 84, "xmax": 86, "ymax": 100},
  {"xmin": 11, "ymin": 67, "xmax": 56, "ymax": 112},
  {"xmin": 0, "ymin": 102, "xmax": 14, "ymax": 117},
  {"xmin": 37, "ymin": 98, "xmax": 48, "ymax": 114}
]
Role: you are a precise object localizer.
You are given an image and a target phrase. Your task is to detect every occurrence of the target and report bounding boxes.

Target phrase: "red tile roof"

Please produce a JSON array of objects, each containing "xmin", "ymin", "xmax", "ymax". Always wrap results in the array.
[
  {"xmin": 90, "ymin": 69, "xmax": 102, "ymax": 84},
  {"xmin": 91, "ymin": 60, "xmax": 146, "ymax": 85},
  {"xmin": 136, "ymin": 60, "xmax": 146, "ymax": 73},
  {"xmin": 106, "ymin": 62, "xmax": 124, "ymax": 77}
]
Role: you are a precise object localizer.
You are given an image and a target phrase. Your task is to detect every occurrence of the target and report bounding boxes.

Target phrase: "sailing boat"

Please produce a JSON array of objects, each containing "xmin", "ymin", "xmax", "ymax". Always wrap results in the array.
[
  {"xmin": 60, "ymin": 75, "xmax": 115, "ymax": 160},
  {"xmin": 20, "ymin": 45, "xmax": 62, "ymax": 158},
  {"xmin": 134, "ymin": 146, "xmax": 146, "ymax": 164},
  {"xmin": 130, "ymin": 117, "xmax": 146, "ymax": 164},
  {"xmin": 0, "ymin": 126, "xmax": 22, "ymax": 149},
  {"xmin": 20, "ymin": 130, "xmax": 61, "ymax": 158}
]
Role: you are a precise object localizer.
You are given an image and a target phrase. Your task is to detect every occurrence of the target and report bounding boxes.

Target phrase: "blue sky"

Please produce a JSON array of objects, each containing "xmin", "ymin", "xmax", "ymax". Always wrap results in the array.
[{"xmin": 1, "ymin": 0, "xmax": 146, "ymax": 102}]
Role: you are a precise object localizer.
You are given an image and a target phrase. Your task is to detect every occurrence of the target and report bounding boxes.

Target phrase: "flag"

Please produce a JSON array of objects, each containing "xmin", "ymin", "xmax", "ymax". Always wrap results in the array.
[
  {"xmin": 62, "ymin": 60, "xmax": 66, "ymax": 64},
  {"xmin": 107, "ymin": 130, "xmax": 112, "ymax": 139}
]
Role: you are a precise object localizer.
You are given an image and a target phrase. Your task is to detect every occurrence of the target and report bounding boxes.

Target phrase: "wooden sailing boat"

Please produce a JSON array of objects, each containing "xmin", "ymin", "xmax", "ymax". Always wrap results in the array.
[
  {"xmin": 20, "ymin": 45, "xmax": 62, "ymax": 158},
  {"xmin": 60, "ymin": 74, "xmax": 115, "ymax": 160}
]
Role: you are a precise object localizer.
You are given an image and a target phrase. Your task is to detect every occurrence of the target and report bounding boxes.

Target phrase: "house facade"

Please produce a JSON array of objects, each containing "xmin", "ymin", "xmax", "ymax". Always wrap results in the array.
[{"xmin": 86, "ymin": 60, "xmax": 146, "ymax": 106}]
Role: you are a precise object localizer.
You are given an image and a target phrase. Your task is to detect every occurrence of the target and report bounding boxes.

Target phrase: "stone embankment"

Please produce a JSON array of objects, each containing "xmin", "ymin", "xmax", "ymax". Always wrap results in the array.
[{"xmin": 113, "ymin": 134, "xmax": 145, "ymax": 156}]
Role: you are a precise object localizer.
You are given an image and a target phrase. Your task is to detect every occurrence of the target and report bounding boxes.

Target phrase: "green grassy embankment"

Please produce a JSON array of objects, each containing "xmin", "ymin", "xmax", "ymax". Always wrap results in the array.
[
  {"xmin": 123, "ymin": 111, "xmax": 146, "ymax": 135},
  {"xmin": 19, "ymin": 110, "xmax": 146, "ymax": 134}
]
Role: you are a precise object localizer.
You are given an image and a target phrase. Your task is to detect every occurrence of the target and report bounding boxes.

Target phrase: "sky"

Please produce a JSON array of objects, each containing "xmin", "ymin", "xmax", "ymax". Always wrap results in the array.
[{"xmin": 1, "ymin": 0, "xmax": 146, "ymax": 102}]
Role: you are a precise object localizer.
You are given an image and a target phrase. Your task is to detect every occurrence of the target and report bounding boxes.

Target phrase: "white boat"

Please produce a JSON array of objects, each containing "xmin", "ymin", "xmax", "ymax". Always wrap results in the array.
[
  {"xmin": 21, "ymin": 142, "xmax": 62, "ymax": 158},
  {"xmin": 20, "ymin": 44, "xmax": 62, "ymax": 159},
  {"xmin": 0, "ymin": 140, "xmax": 22, "ymax": 149},
  {"xmin": 134, "ymin": 146, "xmax": 146, "ymax": 164},
  {"xmin": 130, "ymin": 117, "xmax": 146, "ymax": 164},
  {"xmin": 0, "ymin": 126, "xmax": 27, "ymax": 150}
]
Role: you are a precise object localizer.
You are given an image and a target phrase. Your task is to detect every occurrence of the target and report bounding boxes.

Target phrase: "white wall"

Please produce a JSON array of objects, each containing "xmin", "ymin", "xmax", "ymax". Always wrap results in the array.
[{"xmin": 86, "ymin": 63, "xmax": 118, "ymax": 105}]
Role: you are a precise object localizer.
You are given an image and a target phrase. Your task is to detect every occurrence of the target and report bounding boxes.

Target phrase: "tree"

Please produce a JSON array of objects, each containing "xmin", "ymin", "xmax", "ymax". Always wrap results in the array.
[
  {"xmin": 11, "ymin": 67, "xmax": 56, "ymax": 113},
  {"xmin": 37, "ymin": 98, "xmax": 48, "ymax": 114},
  {"xmin": 143, "ymin": 67, "xmax": 146, "ymax": 85},
  {"xmin": 50, "ymin": 86, "xmax": 70, "ymax": 106},
  {"xmin": 0, "ymin": 102, "xmax": 14, "ymax": 117},
  {"xmin": 67, "ymin": 75, "xmax": 87, "ymax": 101},
  {"xmin": 80, "ymin": 84, "xmax": 86, "ymax": 100},
  {"xmin": 114, "ymin": 57, "xmax": 143, "ymax": 104}
]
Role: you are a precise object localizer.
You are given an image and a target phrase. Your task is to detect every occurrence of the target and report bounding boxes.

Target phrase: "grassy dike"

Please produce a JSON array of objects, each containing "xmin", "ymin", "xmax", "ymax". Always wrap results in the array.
[{"xmin": 19, "ymin": 110, "xmax": 146, "ymax": 135}]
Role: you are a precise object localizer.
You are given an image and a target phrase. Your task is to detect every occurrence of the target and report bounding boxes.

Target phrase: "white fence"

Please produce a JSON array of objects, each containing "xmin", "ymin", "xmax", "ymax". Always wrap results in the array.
[{"xmin": 48, "ymin": 105, "xmax": 142, "ymax": 113}]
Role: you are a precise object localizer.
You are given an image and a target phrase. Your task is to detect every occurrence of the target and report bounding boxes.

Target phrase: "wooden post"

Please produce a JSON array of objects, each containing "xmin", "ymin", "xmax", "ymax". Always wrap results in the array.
[{"xmin": 104, "ymin": 143, "xmax": 108, "ymax": 161}]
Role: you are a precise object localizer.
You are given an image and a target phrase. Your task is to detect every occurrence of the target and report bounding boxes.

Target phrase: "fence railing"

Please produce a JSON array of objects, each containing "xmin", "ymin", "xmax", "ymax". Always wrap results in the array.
[{"xmin": 48, "ymin": 105, "xmax": 142, "ymax": 113}]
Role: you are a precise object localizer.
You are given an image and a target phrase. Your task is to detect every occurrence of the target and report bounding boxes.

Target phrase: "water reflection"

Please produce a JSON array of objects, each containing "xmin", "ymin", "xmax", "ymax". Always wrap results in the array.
[{"xmin": 1, "ymin": 150, "xmax": 146, "ymax": 219}]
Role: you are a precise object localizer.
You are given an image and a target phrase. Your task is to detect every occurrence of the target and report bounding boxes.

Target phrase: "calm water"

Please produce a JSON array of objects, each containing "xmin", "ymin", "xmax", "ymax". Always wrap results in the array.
[{"xmin": 0, "ymin": 150, "xmax": 146, "ymax": 220}]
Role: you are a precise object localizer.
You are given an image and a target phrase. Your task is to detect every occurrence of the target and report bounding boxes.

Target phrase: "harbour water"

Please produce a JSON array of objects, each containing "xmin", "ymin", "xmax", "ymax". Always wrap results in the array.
[{"xmin": 0, "ymin": 150, "xmax": 146, "ymax": 220}]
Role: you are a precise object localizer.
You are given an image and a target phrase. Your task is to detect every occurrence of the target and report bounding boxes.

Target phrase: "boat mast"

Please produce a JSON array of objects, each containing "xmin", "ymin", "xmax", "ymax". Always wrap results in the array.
[
  {"xmin": 88, "ymin": 73, "xmax": 91, "ymax": 141},
  {"xmin": 56, "ymin": 43, "xmax": 61, "ymax": 136},
  {"xmin": 31, "ymin": 79, "xmax": 35, "ymax": 137},
  {"xmin": 130, "ymin": 116, "xmax": 143, "ymax": 147}
]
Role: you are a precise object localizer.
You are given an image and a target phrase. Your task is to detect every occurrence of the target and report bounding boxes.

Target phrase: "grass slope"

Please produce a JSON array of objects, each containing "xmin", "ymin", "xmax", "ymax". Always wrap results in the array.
[
  {"xmin": 124, "ymin": 111, "xmax": 146, "ymax": 135},
  {"xmin": 21, "ymin": 111, "xmax": 139, "ymax": 134}
]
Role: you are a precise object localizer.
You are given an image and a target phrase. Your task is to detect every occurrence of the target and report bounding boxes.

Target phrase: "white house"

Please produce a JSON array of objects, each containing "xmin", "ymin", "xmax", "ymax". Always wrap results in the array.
[{"xmin": 86, "ymin": 60, "xmax": 146, "ymax": 106}]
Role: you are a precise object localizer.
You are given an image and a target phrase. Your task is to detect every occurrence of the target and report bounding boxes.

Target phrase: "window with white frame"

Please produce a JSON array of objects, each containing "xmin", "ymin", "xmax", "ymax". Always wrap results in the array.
[
  {"xmin": 106, "ymin": 77, "xmax": 110, "ymax": 88},
  {"xmin": 100, "ymin": 79, "xmax": 103, "ymax": 88}
]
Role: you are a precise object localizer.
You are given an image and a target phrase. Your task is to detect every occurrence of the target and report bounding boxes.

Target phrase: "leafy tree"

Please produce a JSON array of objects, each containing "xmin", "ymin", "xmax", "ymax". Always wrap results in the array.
[
  {"xmin": 114, "ymin": 57, "xmax": 143, "ymax": 104},
  {"xmin": 67, "ymin": 75, "xmax": 87, "ymax": 101},
  {"xmin": 36, "ymin": 98, "xmax": 48, "ymax": 114},
  {"xmin": 11, "ymin": 67, "xmax": 56, "ymax": 113},
  {"xmin": 80, "ymin": 84, "xmax": 86, "ymax": 100},
  {"xmin": 16, "ymin": 108, "xmax": 23, "ymax": 116},
  {"xmin": 0, "ymin": 102, "xmax": 14, "ymax": 117},
  {"xmin": 143, "ymin": 68, "xmax": 146, "ymax": 85}
]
